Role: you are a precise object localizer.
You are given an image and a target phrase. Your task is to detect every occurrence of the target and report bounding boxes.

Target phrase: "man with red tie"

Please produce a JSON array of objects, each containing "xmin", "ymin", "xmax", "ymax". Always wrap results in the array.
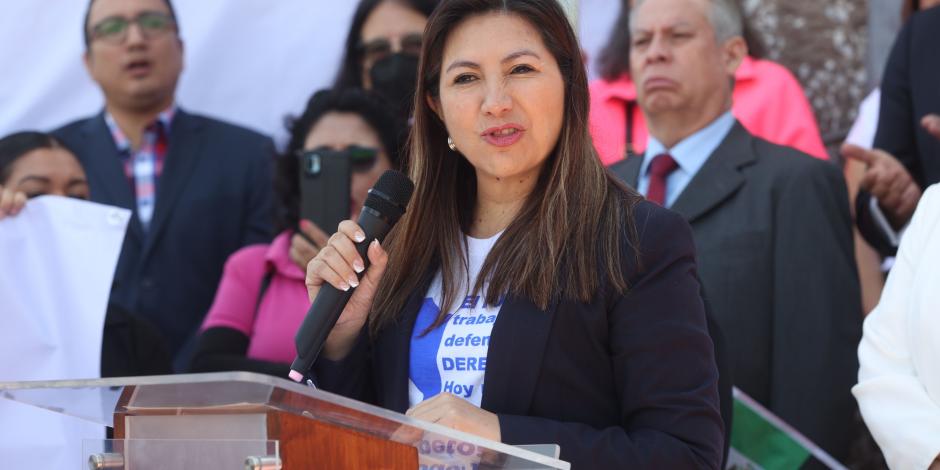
[{"xmin": 609, "ymin": 0, "xmax": 863, "ymax": 464}]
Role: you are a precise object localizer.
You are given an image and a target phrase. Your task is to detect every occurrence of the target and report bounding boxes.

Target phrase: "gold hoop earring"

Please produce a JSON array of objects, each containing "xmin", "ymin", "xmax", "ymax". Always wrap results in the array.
[{"xmin": 447, "ymin": 136, "xmax": 458, "ymax": 152}]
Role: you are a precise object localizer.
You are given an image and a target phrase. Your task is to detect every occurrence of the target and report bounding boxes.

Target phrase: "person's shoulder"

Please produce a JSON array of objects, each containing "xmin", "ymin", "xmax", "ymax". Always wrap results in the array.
[
  {"xmin": 178, "ymin": 111, "xmax": 274, "ymax": 167},
  {"xmin": 893, "ymin": 7, "xmax": 940, "ymax": 57},
  {"xmin": 587, "ymin": 76, "xmax": 617, "ymax": 94},
  {"xmin": 181, "ymin": 110, "xmax": 273, "ymax": 145},
  {"xmin": 226, "ymin": 243, "xmax": 271, "ymax": 270},
  {"xmin": 631, "ymin": 198, "xmax": 691, "ymax": 234},
  {"xmin": 915, "ymin": 185, "xmax": 940, "ymax": 225},
  {"xmin": 922, "ymin": 184, "xmax": 940, "ymax": 205},
  {"xmin": 738, "ymin": 58, "xmax": 807, "ymax": 100},
  {"xmin": 51, "ymin": 114, "xmax": 100, "ymax": 139},
  {"xmin": 218, "ymin": 243, "xmax": 275, "ymax": 288},
  {"xmin": 912, "ymin": 6, "xmax": 940, "ymax": 29},
  {"xmin": 744, "ymin": 135, "xmax": 846, "ymax": 202},
  {"xmin": 627, "ymin": 198, "xmax": 695, "ymax": 257},
  {"xmin": 588, "ymin": 75, "xmax": 634, "ymax": 102},
  {"xmin": 749, "ymin": 135, "xmax": 837, "ymax": 176},
  {"xmin": 746, "ymin": 58, "xmax": 799, "ymax": 83}
]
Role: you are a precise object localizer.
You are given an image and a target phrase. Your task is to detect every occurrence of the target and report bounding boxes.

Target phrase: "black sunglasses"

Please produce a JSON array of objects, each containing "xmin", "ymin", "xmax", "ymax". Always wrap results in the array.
[
  {"xmin": 359, "ymin": 33, "xmax": 424, "ymax": 61},
  {"xmin": 296, "ymin": 146, "xmax": 379, "ymax": 174}
]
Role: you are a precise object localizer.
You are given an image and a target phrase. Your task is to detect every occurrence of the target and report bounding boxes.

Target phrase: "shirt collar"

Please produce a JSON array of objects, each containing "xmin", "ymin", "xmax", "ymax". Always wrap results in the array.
[
  {"xmin": 266, "ymin": 230, "xmax": 306, "ymax": 280},
  {"xmin": 104, "ymin": 104, "xmax": 177, "ymax": 153},
  {"xmin": 640, "ymin": 110, "xmax": 736, "ymax": 179}
]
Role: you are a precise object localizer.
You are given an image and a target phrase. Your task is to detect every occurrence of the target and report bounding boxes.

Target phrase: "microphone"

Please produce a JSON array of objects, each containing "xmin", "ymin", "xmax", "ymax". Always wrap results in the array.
[{"xmin": 289, "ymin": 170, "xmax": 414, "ymax": 383}]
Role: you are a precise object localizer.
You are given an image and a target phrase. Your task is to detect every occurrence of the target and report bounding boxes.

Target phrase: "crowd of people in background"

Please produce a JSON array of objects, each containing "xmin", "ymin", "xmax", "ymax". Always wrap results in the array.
[{"xmin": 1, "ymin": 0, "xmax": 939, "ymax": 468}]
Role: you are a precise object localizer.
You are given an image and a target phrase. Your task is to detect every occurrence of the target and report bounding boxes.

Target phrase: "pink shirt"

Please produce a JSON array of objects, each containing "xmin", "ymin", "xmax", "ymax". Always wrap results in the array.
[
  {"xmin": 589, "ymin": 56, "xmax": 828, "ymax": 166},
  {"xmin": 201, "ymin": 230, "xmax": 310, "ymax": 364}
]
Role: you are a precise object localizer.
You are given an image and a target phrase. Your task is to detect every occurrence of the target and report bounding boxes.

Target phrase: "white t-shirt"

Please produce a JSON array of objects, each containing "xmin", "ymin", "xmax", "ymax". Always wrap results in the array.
[
  {"xmin": 845, "ymin": 89, "xmax": 881, "ymax": 150},
  {"xmin": 408, "ymin": 232, "xmax": 504, "ymax": 408}
]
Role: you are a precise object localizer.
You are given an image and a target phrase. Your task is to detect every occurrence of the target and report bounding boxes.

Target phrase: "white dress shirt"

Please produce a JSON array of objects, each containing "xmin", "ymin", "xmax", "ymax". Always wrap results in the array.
[{"xmin": 854, "ymin": 184, "xmax": 940, "ymax": 470}]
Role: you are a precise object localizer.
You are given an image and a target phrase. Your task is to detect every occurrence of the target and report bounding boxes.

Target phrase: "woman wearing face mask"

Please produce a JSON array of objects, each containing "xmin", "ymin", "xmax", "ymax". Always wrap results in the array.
[
  {"xmin": 307, "ymin": 0, "xmax": 724, "ymax": 468},
  {"xmin": 291, "ymin": 0, "xmax": 439, "ymax": 273},
  {"xmin": 333, "ymin": 0, "xmax": 438, "ymax": 120},
  {"xmin": 189, "ymin": 89, "xmax": 399, "ymax": 377},
  {"xmin": 0, "ymin": 131, "xmax": 171, "ymax": 378}
]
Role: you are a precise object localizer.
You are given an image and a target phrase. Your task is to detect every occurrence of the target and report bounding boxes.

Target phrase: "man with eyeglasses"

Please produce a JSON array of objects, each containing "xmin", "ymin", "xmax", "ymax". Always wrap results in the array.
[{"xmin": 53, "ymin": 0, "xmax": 275, "ymax": 370}]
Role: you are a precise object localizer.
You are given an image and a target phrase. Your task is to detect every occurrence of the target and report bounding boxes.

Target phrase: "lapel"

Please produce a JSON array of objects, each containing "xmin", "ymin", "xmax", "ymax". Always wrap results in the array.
[
  {"xmin": 670, "ymin": 122, "xmax": 756, "ymax": 224},
  {"xmin": 480, "ymin": 294, "xmax": 558, "ymax": 415},
  {"xmin": 139, "ymin": 109, "xmax": 206, "ymax": 262},
  {"xmin": 79, "ymin": 113, "xmax": 146, "ymax": 242},
  {"xmin": 609, "ymin": 154, "xmax": 642, "ymax": 188}
]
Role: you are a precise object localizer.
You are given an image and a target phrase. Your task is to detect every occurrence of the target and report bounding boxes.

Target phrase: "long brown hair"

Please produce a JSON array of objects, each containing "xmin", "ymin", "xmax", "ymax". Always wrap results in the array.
[{"xmin": 370, "ymin": 0, "xmax": 641, "ymax": 335}]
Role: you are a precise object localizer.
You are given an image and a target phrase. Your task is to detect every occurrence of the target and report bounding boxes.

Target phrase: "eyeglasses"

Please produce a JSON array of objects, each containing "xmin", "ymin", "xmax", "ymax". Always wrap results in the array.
[
  {"xmin": 359, "ymin": 33, "xmax": 424, "ymax": 63},
  {"xmin": 89, "ymin": 11, "xmax": 177, "ymax": 45},
  {"xmin": 296, "ymin": 146, "xmax": 380, "ymax": 174}
]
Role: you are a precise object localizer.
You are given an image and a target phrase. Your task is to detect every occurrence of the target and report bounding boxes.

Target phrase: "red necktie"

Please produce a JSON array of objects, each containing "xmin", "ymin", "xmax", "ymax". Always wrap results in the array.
[{"xmin": 646, "ymin": 153, "xmax": 679, "ymax": 206}]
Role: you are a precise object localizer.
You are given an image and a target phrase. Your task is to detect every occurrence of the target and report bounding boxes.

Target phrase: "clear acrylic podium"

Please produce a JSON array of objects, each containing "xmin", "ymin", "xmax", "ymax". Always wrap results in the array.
[{"xmin": 0, "ymin": 371, "xmax": 569, "ymax": 469}]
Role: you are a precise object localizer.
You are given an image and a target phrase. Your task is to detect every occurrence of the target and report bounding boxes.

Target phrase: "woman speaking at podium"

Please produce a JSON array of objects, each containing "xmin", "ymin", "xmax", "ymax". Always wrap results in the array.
[{"xmin": 306, "ymin": 0, "xmax": 724, "ymax": 467}]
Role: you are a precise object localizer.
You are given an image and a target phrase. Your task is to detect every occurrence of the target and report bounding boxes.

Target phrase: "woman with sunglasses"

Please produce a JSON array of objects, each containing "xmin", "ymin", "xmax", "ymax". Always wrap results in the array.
[
  {"xmin": 334, "ymin": 0, "xmax": 439, "ymax": 120},
  {"xmin": 189, "ymin": 89, "xmax": 399, "ymax": 377},
  {"xmin": 286, "ymin": 0, "xmax": 440, "ymax": 276}
]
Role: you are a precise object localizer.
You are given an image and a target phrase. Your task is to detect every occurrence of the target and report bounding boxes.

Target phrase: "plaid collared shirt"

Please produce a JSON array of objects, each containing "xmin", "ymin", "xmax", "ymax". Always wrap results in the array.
[{"xmin": 104, "ymin": 107, "xmax": 175, "ymax": 231}]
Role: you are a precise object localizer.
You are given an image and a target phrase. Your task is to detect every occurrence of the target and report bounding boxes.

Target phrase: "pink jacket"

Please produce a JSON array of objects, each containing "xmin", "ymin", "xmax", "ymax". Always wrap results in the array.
[
  {"xmin": 589, "ymin": 56, "xmax": 828, "ymax": 165},
  {"xmin": 200, "ymin": 231, "xmax": 310, "ymax": 364}
]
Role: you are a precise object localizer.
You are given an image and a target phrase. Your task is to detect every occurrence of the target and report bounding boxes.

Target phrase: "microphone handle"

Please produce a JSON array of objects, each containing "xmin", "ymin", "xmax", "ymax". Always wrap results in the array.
[{"xmin": 290, "ymin": 207, "xmax": 392, "ymax": 380}]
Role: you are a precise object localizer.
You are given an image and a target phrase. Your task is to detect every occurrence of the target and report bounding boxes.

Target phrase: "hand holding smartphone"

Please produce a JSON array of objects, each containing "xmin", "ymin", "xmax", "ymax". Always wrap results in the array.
[{"xmin": 298, "ymin": 148, "xmax": 352, "ymax": 234}]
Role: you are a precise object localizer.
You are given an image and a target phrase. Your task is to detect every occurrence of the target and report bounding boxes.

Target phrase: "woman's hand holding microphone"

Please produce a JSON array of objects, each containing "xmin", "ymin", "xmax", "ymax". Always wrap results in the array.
[{"xmin": 304, "ymin": 219, "xmax": 388, "ymax": 361}]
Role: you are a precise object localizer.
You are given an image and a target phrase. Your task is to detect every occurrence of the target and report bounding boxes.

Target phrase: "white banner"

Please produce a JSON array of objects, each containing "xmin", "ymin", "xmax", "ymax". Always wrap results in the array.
[
  {"xmin": 0, "ymin": 196, "xmax": 130, "ymax": 469},
  {"xmin": 0, "ymin": 1, "xmax": 616, "ymax": 145}
]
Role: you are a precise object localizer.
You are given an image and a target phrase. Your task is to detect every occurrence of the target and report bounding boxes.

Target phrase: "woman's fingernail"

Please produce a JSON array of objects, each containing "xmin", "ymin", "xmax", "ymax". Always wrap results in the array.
[
  {"xmin": 348, "ymin": 276, "xmax": 359, "ymax": 288},
  {"xmin": 353, "ymin": 260, "xmax": 365, "ymax": 273},
  {"xmin": 339, "ymin": 282, "xmax": 350, "ymax": 291},
  {"xmin": 355, "ymin": 231, "xmax": 366, "ymax": 242}
]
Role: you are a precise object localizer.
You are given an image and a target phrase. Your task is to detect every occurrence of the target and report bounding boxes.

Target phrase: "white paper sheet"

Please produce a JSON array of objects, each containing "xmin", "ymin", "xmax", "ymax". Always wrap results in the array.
[{"xmin": 0, "ymin": 196, "xmax": 130, "ymax": 469}]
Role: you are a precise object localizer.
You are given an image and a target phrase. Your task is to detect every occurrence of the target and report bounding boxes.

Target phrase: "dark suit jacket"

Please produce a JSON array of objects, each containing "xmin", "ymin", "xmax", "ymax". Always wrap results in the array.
[
  {"xmin": 101, "ymin": 303, "xmax": 173, "ymax": 377},
  {"xmin": 858, "ymin": 7, "xmax": 940, "ymax": 254},
  {"xmin": 611, "ymin": 122, "xmax": 863, "ymax": 464},
  {"xmin": 54, "ymin": 110, "xmax": 274, "ymax": 361},
  {"xmin": 315, "ymin": 200, "xmax": 725, "ymax": 469}
]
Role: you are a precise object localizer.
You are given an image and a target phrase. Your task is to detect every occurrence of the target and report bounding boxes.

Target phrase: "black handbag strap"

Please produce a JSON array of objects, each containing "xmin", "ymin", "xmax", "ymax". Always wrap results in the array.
[
  {"xmin": 254, "ymin": 268, "xmax": 275, "ymax": 317},
  {"xmin": 624, "ymin": 100, "xmax": 637, "ymax": 159}
]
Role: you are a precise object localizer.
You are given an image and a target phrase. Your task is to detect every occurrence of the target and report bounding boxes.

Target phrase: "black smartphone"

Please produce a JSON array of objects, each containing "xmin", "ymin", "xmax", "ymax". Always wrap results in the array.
[{"xmin": 298, "ymin": 148, "xmax": 351, "ymax": 234}]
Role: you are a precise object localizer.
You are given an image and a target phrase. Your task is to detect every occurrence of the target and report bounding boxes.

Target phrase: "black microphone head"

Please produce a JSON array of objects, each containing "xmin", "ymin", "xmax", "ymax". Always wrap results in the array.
[
  {"xmin": 374, "ymin": 170, "xmax": 414, "ymax": 206},
  {"xmin": 365, "ymin": 170, "xmax": 415, "ymax": 218}
]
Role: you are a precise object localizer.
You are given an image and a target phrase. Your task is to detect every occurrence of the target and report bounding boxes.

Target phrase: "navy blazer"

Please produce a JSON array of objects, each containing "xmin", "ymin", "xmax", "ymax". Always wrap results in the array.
[
  {"xmin": 315, "ymin": 200, "xmax": 724, "ymax": 469},
  {"xmin": 858, "ymin": 7, "xmax": 940, "ymax": 254},
  {"xmin": 53, "ymin": 110, "xmax": 274, "ymax": 359}
]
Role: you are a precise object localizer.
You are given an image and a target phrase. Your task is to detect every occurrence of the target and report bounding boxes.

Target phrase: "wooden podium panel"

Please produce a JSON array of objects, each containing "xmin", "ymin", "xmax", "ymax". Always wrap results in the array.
[
  {"xmin": 269, "ymin": 410, "xmax": 417, "ymax": 469},
  {"xmin": 113, "ymin": 385, "xmax": 418, "ymax": 469}
]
